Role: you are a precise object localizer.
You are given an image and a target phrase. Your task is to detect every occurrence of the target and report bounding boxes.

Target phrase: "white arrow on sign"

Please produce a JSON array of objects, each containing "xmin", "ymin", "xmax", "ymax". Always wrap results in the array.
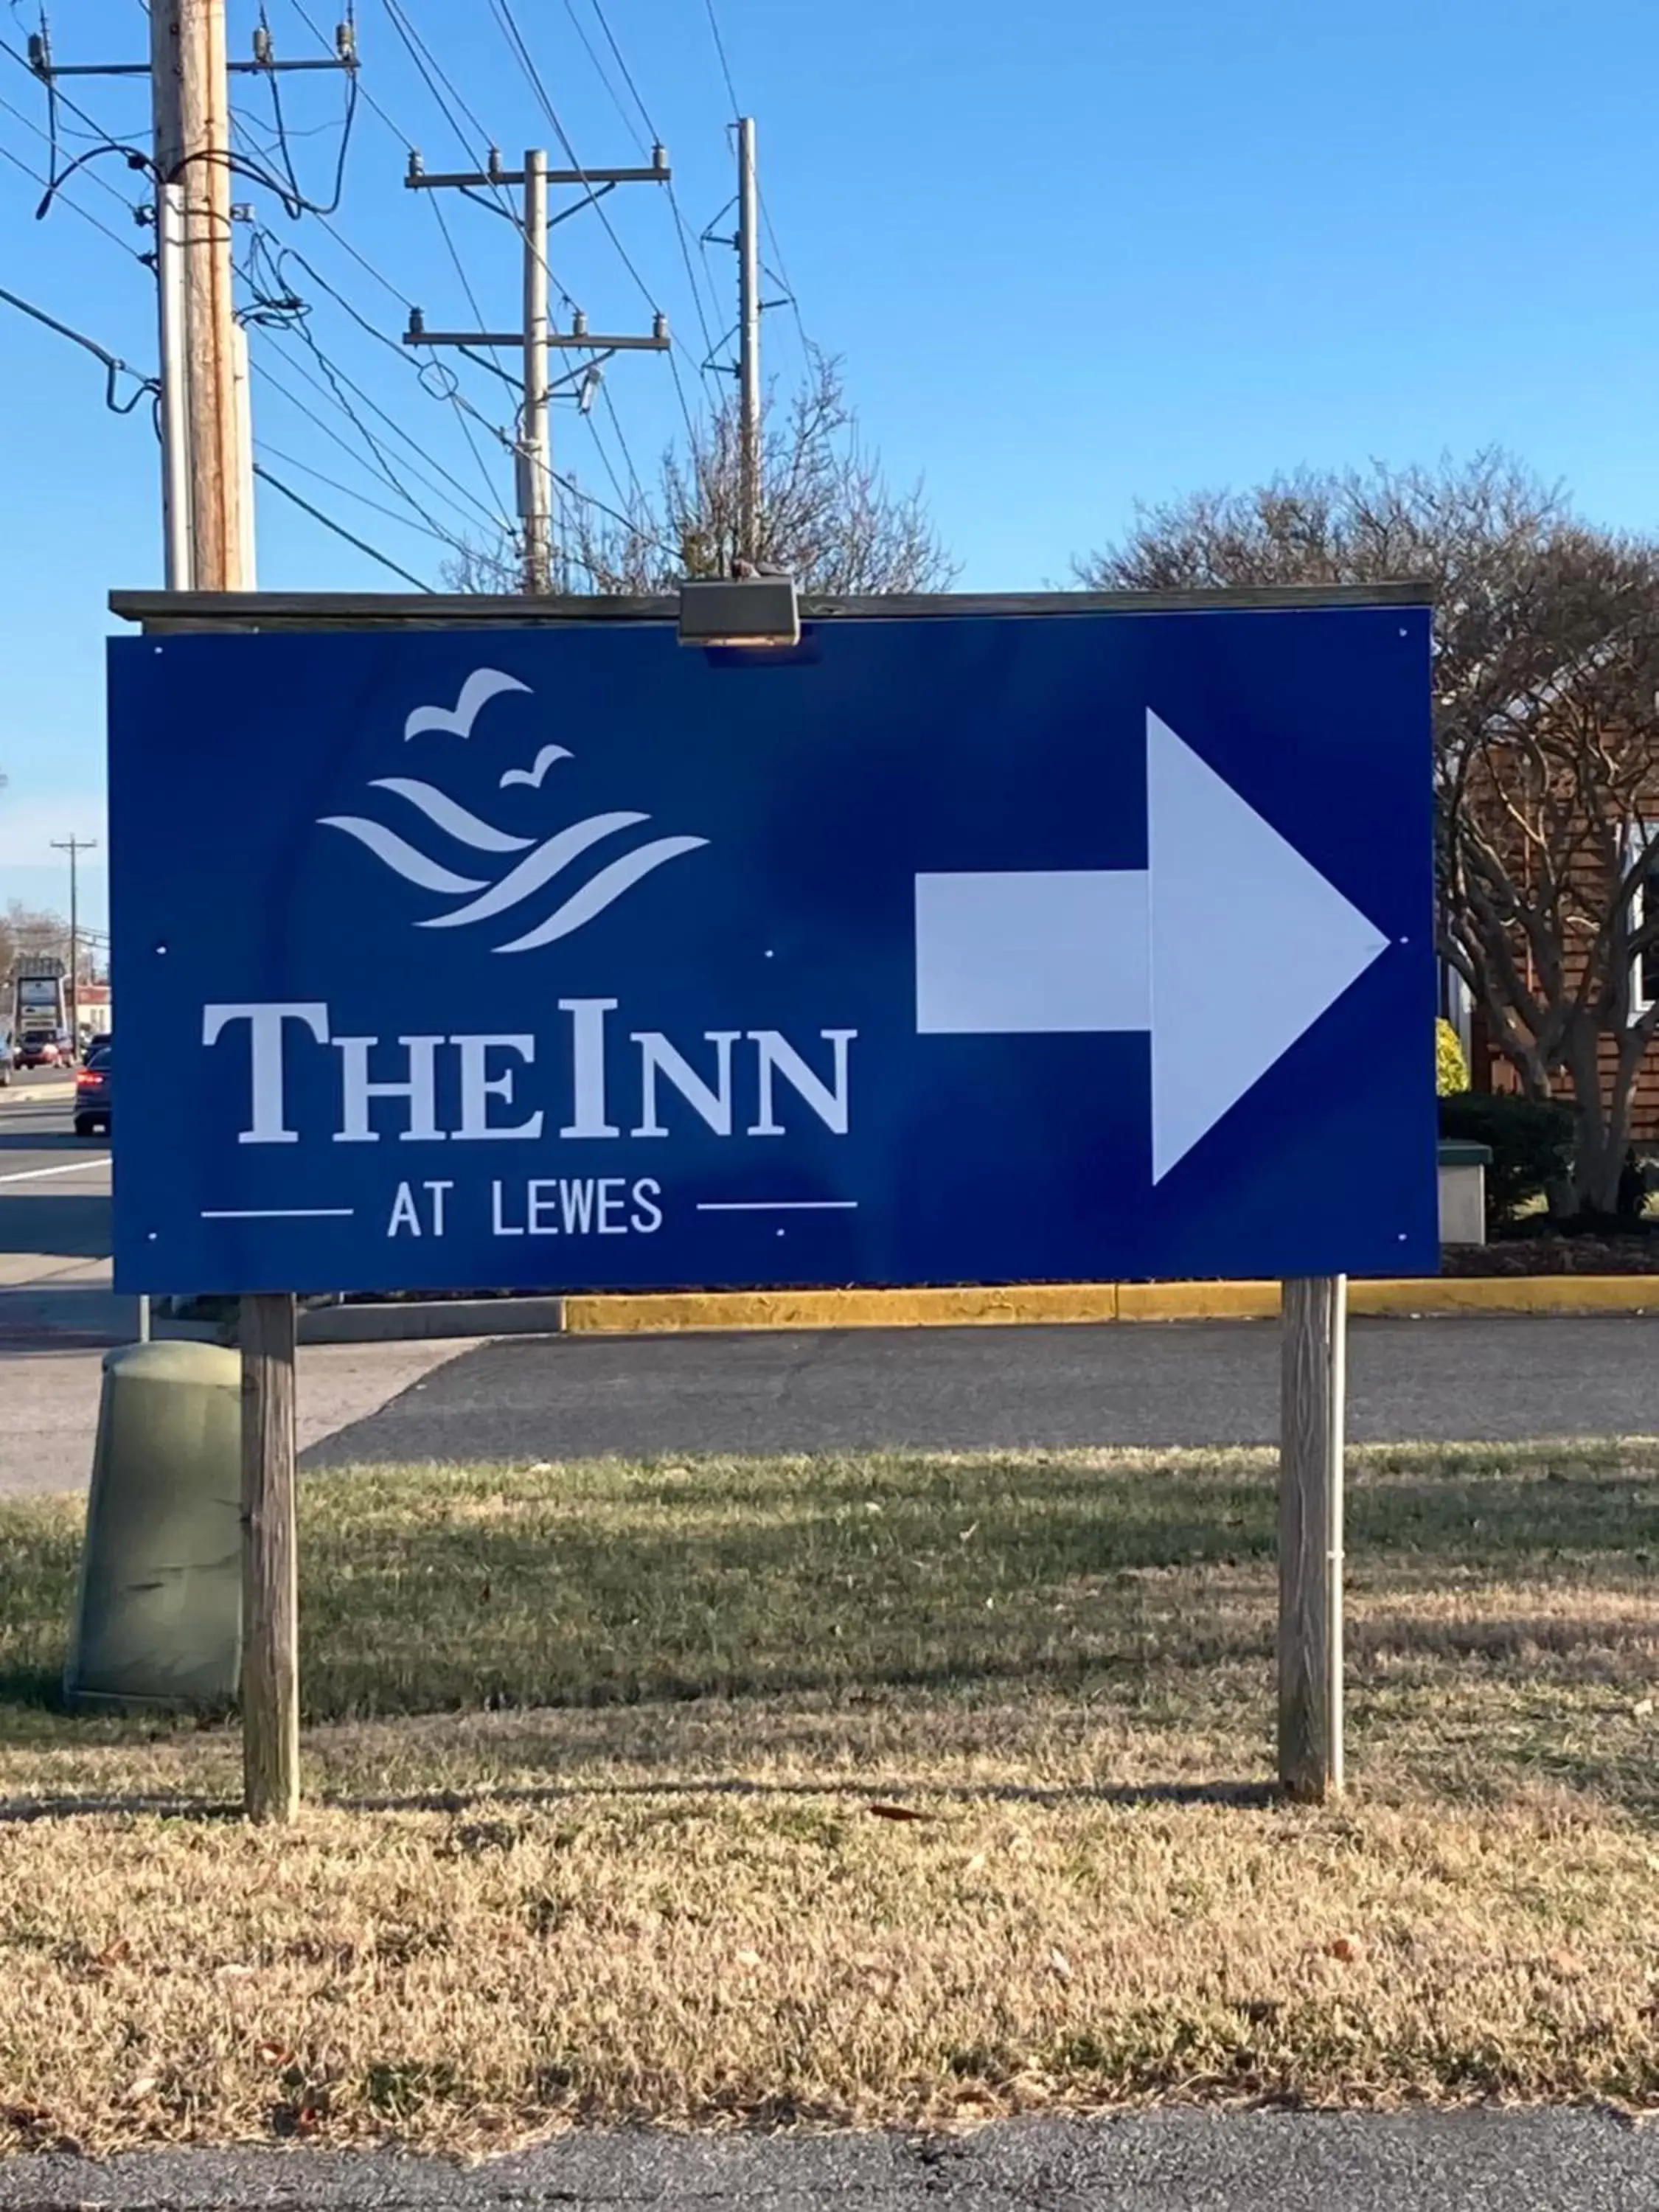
[{"xmin": 914, "ymin": 710, "xmax": 1390, "ymax": 1183}]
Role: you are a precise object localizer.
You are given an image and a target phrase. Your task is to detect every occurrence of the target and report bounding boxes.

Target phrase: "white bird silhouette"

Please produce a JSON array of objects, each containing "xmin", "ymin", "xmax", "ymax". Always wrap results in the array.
[
  {"xmin": 403, "ymin": 667, "xmax": 531, "ymax": 742},
  {"xmin": 499, "ymin": 744, "xmax": 571, "ymax": 791}
]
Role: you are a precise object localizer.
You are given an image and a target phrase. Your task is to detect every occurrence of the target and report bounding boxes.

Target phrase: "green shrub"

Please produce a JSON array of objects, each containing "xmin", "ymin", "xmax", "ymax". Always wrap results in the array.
[
  {"xmin": 1436, "ymin": 1018, "xmax": 1469, "ymax": 1096},
  {"xmin": 1438, "ymin": 1091, "xmax": 1575, "ymax": 1226}
]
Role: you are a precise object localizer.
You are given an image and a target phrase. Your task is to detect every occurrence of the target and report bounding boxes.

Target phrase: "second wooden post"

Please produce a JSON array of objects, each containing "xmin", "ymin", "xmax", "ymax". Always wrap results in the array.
[
  {"xmin": 1278, "ymin": 1274, "xmax": 1346, "ymax": 1801},
  {"xmin": 241, "ymin": 1292, "xmax": 299, "ymax": 1822}
]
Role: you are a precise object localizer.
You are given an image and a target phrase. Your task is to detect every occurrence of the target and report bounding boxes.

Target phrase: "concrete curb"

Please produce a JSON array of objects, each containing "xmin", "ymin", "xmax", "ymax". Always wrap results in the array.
[
  {"xmin": 563, "ymin": 1276, "xmax": 1659, "ymax": 1334},
  {"xmin": 153, "ymin": 1300, "xmax": 566, "ymax": 1346},
  {"xmin": 89, "ymin": 1277, "xmax": 1659, "ymax": 1351},
  {"xmin": 296, "ymin": 1296, "xmax": 565, "ymax": 1343}
]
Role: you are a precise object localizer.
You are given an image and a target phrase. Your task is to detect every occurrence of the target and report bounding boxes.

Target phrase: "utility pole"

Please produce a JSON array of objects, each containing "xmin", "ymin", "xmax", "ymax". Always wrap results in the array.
[
  {"xmin": 404, "ymin": 145, "xmax": 673, "ymax": 591},
  {"xmin": 737, "ymin": 118, "xmax": 761, "ymax": 570},
  {"xmin": 159, "ymin": 0, "xmax": 294, "ymax": 1825},
  {"xmin": 49, "ymin": 838, "xmax": 97, "ymax": 1051},
  {"xmin": 37, "ymin": 9, "xmax": 348, "ymax": 594},
  {"xmin": 177, "ymin": 0, "xmax": 241, "ymax": 594},
  {"xmin": 705, "ymin": 120, "xmax": 784, "ymax": 573},
  {"xmin": 37, "ymin": 2, "xmax": 348, "ymax": 1811}
]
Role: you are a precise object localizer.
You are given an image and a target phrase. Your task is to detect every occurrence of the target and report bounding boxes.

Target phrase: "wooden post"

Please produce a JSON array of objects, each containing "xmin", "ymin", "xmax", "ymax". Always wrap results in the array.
[
  {"xmin": 241, "ymin": 1292, "xmax": 299, "ymax": 1822},
  {"xmin": 175, "ymin": 0, "xmax": 240, "ymax": 594},
  {"xmin": 159, "ymin": 1, "xmax": 300, "ymax": 1820},
  {"xmin": 1278, "ymin": 1275, "xmax": 1346, "ymax": 1801}
]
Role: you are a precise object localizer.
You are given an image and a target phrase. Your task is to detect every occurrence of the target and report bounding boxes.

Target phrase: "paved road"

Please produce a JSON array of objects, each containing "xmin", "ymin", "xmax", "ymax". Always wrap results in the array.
[
  {"xmin": 0, "ymin": 1086, "xmax": 469, "ymax": 1492},
  {"xmin": 1, "ymin": 2110, "xmax": 1655, "ymax": 2210},
  {"xmin": 6, "ymin": 1069, "xmax": 1655, "ymax": 1464},
  {"xmin": 308, "ymin": 1310, "xmax": 1659, "ymax": 1464},
  {"xmin": 0, "ymin": 1081, "xmax": 108, "ymax": 1266}
]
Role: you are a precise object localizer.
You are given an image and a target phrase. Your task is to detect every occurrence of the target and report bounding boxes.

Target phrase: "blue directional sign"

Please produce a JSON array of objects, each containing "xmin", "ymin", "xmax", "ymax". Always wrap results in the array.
[{"xmin": 108, "ymin": 603, "xmax": 1437, "ymax": 1294}]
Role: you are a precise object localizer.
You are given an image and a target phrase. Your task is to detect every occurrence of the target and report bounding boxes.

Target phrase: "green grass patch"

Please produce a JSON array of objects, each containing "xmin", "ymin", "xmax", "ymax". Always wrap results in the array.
[{"xmin": 3, "ymin": 1440, "xmax": 1659, "ymax": 2147}]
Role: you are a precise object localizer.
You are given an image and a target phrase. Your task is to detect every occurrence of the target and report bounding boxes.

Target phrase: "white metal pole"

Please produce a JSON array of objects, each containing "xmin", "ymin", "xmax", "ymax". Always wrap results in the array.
[
  {"xmin": 156, "ymin": 185, "xmax": 194, "ymax": 589},
  {"xmin": 521, "ymin": 147, "xmax": 552, "ymax": 594},
  {"xmin": 231, "ymin": 317, "xmax": 256, "ymax": 587},
  {"xmin": 737, "ymin": 117, "xmax": 761, "ymax": 569}
]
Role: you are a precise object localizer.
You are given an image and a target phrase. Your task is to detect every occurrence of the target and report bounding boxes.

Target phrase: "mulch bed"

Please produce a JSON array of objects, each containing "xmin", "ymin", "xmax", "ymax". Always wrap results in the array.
[{"xmin": 1444, "ymin": 1231, "xmax": 1659, "ymax": 1276}]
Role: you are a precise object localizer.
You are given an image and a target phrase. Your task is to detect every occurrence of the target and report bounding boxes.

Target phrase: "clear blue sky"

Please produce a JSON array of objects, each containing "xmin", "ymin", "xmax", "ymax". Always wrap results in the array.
[{"xmin": 4, "ymin": 0, "xmax": 1659, "ymax": 936}]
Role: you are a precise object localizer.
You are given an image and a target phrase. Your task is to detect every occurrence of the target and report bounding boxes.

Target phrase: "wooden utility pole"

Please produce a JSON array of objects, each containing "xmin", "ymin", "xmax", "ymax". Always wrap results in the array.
[
  {"xmin": 156, "ymin": 0, "xmax": 299, "ymax": 1824},
  {"xmin": 1278, "ymin": 1275, "xmax": 1346, "ymax": 1800},
  {"xmin": 176, "ymin": 0, "xmax": 241, "ymax": 593}
]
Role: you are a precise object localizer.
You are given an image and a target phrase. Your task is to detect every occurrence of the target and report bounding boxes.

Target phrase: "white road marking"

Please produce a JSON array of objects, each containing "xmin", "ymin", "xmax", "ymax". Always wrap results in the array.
[{"xmin": 0, "ymin": 1158, "xmax": 109, "ymax": 1187}]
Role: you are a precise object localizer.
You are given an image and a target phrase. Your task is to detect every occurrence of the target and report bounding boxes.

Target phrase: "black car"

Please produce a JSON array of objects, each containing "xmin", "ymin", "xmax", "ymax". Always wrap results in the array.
[{"xmin": 74, "ymin": 1048, "xmax": 110, "ymax": 1136}]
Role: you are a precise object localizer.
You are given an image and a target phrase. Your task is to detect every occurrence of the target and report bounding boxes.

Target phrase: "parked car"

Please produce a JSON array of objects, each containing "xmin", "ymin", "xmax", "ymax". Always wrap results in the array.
[
  {"xmin": 86, "ymin": 1031, "xmax": 111, "ymax": 1054},
  {"xmin": 0, "ymin": 1032, "xmax": 12, "ymax": 1088},
  {"xmin": 73, "ymin": 1048, "xmax": 110, "ymax": 1137},
  {"xmin": 16, "ymin": 1033, "xmax": 64, "ymax": 1071}
]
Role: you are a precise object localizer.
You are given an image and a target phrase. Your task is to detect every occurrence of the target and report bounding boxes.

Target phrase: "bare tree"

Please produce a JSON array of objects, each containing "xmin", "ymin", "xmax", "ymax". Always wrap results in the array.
[
  {"xmin": 446, "ymin": 353, "xmax": 955, "ymax": 598},
  {"xmin": 0, "ymin": 901, "xmax": 69, "ymax": 981},
  {"xmin": 1077, "ymin": 454, "xmax": 1659, "ymax": 1215}
]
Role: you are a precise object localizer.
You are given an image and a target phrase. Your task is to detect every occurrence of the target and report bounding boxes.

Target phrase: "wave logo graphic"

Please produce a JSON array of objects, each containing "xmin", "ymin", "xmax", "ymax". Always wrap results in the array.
[{"xmin": 319, "ymin": 667, "xmax": 708, "ymax": 954}]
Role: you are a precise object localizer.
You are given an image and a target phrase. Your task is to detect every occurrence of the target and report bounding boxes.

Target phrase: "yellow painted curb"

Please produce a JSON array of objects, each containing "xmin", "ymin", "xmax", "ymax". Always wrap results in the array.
[
  {"xmin": 563, "ymin": 1284, "xmax": 1121, "ymax": 1334},
  {"xmin": 1351, "ymin": 1276, "xmax": 1659, "ymax": 1317},
  {"xmin": 1117, "ymin": 1281, "xmax": 1280, "ymax": 1321},
  {"xmin": 565, "ymin": 1274, "xmax": 1659, "ymax": 1334}
]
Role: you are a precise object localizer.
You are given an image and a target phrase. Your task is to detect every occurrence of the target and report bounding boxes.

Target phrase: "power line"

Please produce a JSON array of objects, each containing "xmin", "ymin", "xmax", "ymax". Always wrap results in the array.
[
  {"xmin": 1, "ymin": 26, "xmax": 356, "ymax": 226},
  {"xmin": 254, "ymin": 431, "xmax": 462, "ymax": 541},
  {"xmin": 695, "ymin": 3, "xmax": 813, "ymax": 358},
  {"xmin": 382, "ymin": 0, "xmax": 674, "ymax": 553},
  {"xmin": 274, "ymin": 314, "xmax": 512, "ymax": 531},
  {"xmin": 289, "ymin": 0, "xmax": 550, "ymax": 421},
  {"xmin": 485, "ymin": 0, "xmax": 657, "ymax": 311},
  {"xmin": 0, "ymin": 131, "xmax": 149, "ymax": 260},
  {"xmin": 0, "ymin": 29, "xmax": 150, "ymax": 184},
  {"xmin": 585, "ymin": 0, "xmax": 723, "ymax": 380},
  {"xmin": 702, "ymin": 0, "xmax": 741, "ymax": 119},
  {"xmin": 0, "ymin": 84, "xmax": 148, "ymax": 218},
  {"xmin": 378, "ymin": 0, "xmax": 504, "ymax": 178},
  {"xmin": 597, "ymin": 375, "xmax": 646, "ymax": 505},
  {"xmin": 245, "ymin": 302, "xmax": 493, "ymax": 538},
  {"xmin": 484, "ymin": 0, "xmax": 704, "ymax": 448},
  {"xmin": 582, "ymin": 391, "xmax": 634, "ymax": 515},
  {"xmin": 248, "ymin": 318, "xmax": 504, "ymax": 546},
  {"xmin": 254, "ymin": 459, "xmax": 434, "ymax": 588},
  {"xmin": 587, "ymin": 0, "xmax": 655, "ymax": 142},
  {"xmin": 0, "ymin": 271, "xmax": 428, "ymax": 589},
  {"xmin": 254, "ymin": 1, "xmax": 361, "ymax": 218},
  {"xmin": 348, "ymin": 0, "xmax": 681, "ymax": 540},
  {"xmin": 553, "ymin": 462, "xmax": 679, "ymax": 564},
  {"xmin": 250, "ymin": 333, "xmax": 466, "ymax": 533},
  {"xmin": 243, "ymin": 220, "xmax": 510, "ymax": 521},
  {"xmin": 0, "ymin": 282, "xmax": 156, "ymax": 410}
]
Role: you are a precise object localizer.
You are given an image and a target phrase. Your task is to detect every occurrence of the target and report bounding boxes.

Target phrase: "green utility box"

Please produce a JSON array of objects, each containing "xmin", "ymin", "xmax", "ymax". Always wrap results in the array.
[{"xmin": 64, "ymin": 1340, "xmax": 243, "ymax": 1711}]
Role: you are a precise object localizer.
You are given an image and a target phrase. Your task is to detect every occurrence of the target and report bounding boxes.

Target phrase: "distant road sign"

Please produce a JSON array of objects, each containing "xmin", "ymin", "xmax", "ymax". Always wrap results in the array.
[{"xmin": 109, "ymin": 602, "xmax": 1436, "ymax": 1294}]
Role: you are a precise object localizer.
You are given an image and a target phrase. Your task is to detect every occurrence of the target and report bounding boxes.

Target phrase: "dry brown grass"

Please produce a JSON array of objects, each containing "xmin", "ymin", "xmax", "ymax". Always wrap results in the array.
[{"xmin": 4, "ymin": 1441, "xmax": 1659, "ymax": 2152}]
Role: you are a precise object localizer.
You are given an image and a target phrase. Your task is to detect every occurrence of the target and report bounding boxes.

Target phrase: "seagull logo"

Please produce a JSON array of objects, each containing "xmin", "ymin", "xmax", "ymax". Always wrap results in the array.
[
  {"xmin": 499, "ymin": 744, "xmax": 571, "ymax": 791},
  {"xmin": 403, "ymin": 667, "xmax": 531, "ymax": 742},
  {"xmin": 321, "ymin": 669, "xmax": 707, "ymax": 954}
]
